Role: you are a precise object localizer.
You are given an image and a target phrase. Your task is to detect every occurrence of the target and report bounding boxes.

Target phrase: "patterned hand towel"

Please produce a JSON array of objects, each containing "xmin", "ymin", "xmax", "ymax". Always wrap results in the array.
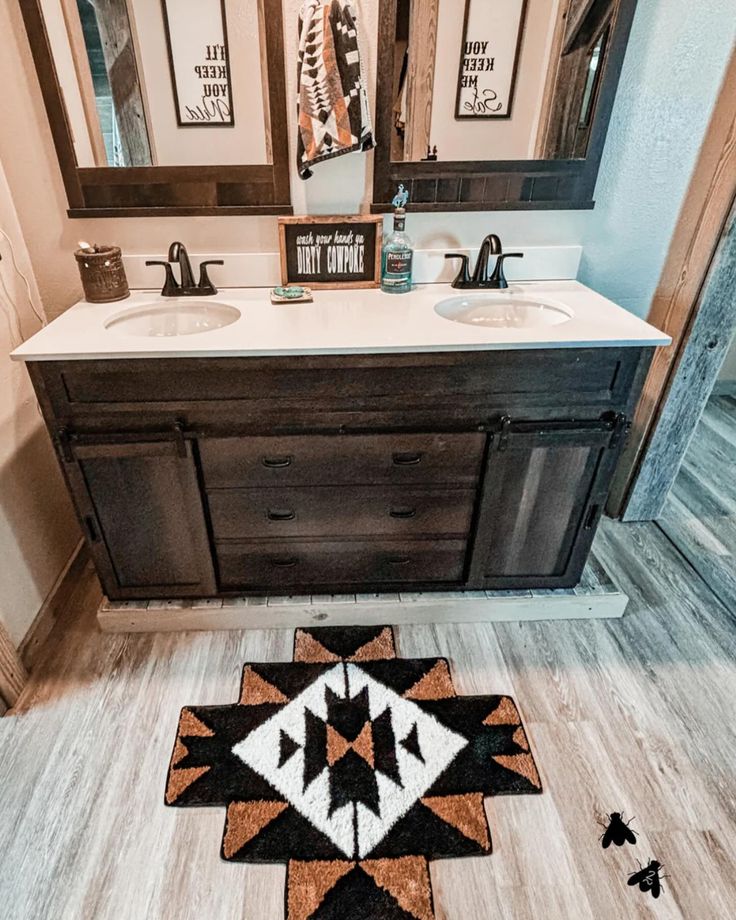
[{"xmin": 297, "ymin": 0, "xmax": 375, "ymax": 179}]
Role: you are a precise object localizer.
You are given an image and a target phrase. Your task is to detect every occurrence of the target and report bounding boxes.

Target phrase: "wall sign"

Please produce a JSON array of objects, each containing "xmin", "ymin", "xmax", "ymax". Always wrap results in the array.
[
  {"xmin": 455, "ymin": 0, "xmax": 527, "ymax": 119},
  {"xmin": 161, "ymin": 0, "xmax": 234, "ymax": 127},
  {"xmin": 278, "ymin": 216, "xmax": 384, "ymax": 289}
]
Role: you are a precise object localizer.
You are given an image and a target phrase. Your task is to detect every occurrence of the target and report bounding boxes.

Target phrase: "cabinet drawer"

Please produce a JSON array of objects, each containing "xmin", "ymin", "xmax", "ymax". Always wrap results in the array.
[
  {"xmin": 199, "ymin": 433, "xmax": 485, "ymax": 488},
  {"xmin": 216, "ymin": 539, "xmax": 467, "ymax": 589},
  {"xmin": 208, "ymin": 486, "xmax": 475, "ymax": 539}
]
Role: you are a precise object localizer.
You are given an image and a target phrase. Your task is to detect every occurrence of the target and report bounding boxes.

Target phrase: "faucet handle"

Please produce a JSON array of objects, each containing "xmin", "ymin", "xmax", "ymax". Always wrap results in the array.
[
  {"xmin": 197, "ymin": 260, "xmax": 224, "ymax": 295},
  {"xmin": 145, "ymin": 260, "xmax": 180, "ymax": 297},
  {"xmin": 444, "ymin": 253, "xmax": 471, "ymax": 288},
  {"xmin": 490, "ymin": 252, "xmax": 524, "ymax": 290}
]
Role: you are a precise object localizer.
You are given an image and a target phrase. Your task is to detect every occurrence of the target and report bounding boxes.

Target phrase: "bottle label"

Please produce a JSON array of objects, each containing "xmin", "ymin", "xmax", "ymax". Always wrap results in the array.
[{"xmin": 385, "ymin": 251, "xmax": 412, "ymax": 277}]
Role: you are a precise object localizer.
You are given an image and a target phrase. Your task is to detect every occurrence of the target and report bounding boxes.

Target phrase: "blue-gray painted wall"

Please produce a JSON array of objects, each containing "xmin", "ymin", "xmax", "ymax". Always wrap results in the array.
[{"xmin": 580, "ymin": 0, "xmax": 736, "ymax": 318}]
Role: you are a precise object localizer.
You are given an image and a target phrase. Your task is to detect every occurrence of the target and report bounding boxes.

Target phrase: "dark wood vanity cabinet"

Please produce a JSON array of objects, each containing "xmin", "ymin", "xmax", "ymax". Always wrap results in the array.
[{"xmin": 27, "ymin": 347, "xmax": 652, "ymax": 600}]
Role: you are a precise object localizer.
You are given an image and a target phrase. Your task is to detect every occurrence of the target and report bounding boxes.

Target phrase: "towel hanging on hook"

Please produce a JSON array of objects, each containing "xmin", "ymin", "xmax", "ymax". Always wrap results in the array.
[{"xmin": 296, "ymin": 0, "xmax": 375, "ymax": 179}]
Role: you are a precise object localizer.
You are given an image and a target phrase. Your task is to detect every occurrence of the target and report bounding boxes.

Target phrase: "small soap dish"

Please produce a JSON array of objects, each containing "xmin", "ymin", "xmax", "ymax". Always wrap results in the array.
[{"xmin": 271, "ymin": 285, "xmax": 313, "ymax": 304}]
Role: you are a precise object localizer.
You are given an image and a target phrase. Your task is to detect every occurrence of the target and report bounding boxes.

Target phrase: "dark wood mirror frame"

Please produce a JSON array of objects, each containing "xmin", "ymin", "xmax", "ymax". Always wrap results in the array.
[
  {"xmin": 371, "ymin": 0, "xmax": 637, "ymax": 213},
  {"xmin": 18, "ymin": 0, "xmax": 293, "ymax": 218}
]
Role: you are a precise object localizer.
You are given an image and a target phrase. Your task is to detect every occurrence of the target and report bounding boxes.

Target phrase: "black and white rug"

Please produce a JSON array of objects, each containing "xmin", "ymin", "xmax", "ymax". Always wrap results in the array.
[{"xmin": 165, "ymin": 625, "xmax": 542, "ymax": 919}]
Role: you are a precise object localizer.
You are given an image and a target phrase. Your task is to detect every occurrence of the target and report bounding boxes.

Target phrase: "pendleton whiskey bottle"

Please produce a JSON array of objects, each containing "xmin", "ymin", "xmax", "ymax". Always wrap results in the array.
[{"xmin": 381, "ymin": 208, "xmax": 413, "ymax": 294}]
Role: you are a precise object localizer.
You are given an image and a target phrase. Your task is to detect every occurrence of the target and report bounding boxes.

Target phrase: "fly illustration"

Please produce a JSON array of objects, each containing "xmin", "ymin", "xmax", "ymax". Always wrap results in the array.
[
  {"xmin": 599, "ymin": 811, "xmax": 638, "ymax": 848},
  {"xmin": 628, "ymin": 859, "xmax": 668, "ymax": 899}
]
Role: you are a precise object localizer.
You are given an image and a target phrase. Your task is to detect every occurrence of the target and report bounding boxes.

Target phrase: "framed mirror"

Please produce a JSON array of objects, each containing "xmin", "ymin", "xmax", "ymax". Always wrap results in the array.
[
  {"xmin": 19, "ymin": 0, "xmax": 292, "ymax": 216},
  {"xmin": 372, "ymin": 0, "xmax": 637, "ymax": 212}
]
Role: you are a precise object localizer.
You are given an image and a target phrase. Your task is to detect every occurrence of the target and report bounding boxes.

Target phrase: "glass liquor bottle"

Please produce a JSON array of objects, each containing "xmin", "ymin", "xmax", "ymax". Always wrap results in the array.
[{"xmin": 381, "ymin": 208, "xmax": 413, "ymax": 294}]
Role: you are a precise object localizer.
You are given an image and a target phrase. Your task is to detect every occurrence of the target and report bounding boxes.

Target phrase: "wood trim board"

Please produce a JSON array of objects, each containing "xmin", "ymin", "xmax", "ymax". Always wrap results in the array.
[
  {"xmin": 0, "ymin": 620, "xmax": 28, "ymax": 710},
  {"xmin": 18, "ymin": 541, "xmax": 88, "ymax": 671}
]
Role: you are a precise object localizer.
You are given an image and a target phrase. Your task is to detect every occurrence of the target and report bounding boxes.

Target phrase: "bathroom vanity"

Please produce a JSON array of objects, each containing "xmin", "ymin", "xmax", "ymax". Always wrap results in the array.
[
  {"xmin": 14, "ymin": 283, "xmax": 667, "ymax": 601},
  {"xmin": 14, "ymin": 0, "xmax": 654, "ymax": 603}
]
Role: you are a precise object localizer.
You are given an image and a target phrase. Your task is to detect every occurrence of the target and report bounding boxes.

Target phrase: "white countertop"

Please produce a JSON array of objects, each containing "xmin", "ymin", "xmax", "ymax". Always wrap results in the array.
[{"xmin": 11, "ymin": 282, "xmax": 670, "ymax": 361}]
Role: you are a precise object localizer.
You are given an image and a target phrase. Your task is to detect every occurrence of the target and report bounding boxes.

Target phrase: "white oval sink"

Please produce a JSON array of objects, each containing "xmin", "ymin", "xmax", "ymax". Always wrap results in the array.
[
  {"xmin": 435, "ymin": 293, "xmax": 574, "ymax": 328},
  {"xmin": 105, "ymin": 300, "xmax": 240, "ymax": 337}
]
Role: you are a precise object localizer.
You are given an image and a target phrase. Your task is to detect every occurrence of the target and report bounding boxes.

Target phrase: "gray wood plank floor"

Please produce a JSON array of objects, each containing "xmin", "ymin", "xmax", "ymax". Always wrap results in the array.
[
  {"xmin": 1, "ymin": 516, "xmax": 736, "ymax": 919},
  {"xmin": 659, "ymin": 394, "xmax": 736, "ymax": 614}
]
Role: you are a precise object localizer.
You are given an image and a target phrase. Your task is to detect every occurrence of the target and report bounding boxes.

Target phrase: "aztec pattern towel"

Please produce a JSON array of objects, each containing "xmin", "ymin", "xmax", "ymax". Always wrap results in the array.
[{"xmin": 297, "ymin": 0, "xmax": 375, "ymax": 179}]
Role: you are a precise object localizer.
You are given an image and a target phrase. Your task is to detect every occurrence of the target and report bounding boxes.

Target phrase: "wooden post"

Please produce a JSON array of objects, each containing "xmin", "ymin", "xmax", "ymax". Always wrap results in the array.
[
  {"xmin": 534, "ymin": 0, "xmax": 570, "ymax": 158},
  {"xmin": 256, "ymin": 0, "xmax": 272, "ymax": 163},
  {"xmin": 404, "ymin": 0, "xmax": 439, "ymax": 161},
  {"xmin": 0, "ymin": 620, "xmax": 28, "ymax": 711},
  {"xmin": 91, "ymin": 0, "xmax": 152, "ymax": 166},
  {"xmin": 621, "ymin": 207, "xmax": 736, "ymax": 520},
  {"xmin": 607, "ymin": 48, "xmax": 736, "ymax": 517},
  {"xmin": 59, "ymin": 0, "xmax": 109, "ymax": 166},
  {"xmin": 562, "ymin": 0, "xmax": 598, "ymax": 54}
]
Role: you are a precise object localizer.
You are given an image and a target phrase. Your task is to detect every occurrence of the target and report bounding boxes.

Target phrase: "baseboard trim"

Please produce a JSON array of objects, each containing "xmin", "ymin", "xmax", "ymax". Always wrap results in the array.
[
  {"xmin": 98, "ymin": 587, "xmax": 628, "ymax": 633},
  {"xmin": 0, "ymin": 621, "xmax": 28, "ymax": 710},
  {"xmin": 19, "ymin": 541, "xmax": 88, "ymax": 670}
]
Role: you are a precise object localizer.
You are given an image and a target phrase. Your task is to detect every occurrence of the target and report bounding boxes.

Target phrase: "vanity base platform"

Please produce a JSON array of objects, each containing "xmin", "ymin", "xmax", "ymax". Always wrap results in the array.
[{"xmin": 98, "ymin": 551, "xmax": 627, "ymax": 632}]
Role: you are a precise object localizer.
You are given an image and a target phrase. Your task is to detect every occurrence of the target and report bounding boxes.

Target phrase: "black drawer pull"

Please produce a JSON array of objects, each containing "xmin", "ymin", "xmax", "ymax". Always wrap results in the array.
[
  {"xmin": 389, "ymin": 508, "xmax": 417, "ymax": 519},
  {"xmin": 392, "ymin": 452, "xmax": 423, "ymax": 466},
  {"xmin": 267, "ymin": 509, "xmax": 296, "ymax": 522},
  {"xmin": 386, "ymin": 556, "xmax": 411, "ymax": 566},
  {"xmin": 262, "ymin": 456, "xmax": 293, "ymax": 468},
  {"xmin": 270, "ymin": 557, "xmax": 299, "ymax": 568}
]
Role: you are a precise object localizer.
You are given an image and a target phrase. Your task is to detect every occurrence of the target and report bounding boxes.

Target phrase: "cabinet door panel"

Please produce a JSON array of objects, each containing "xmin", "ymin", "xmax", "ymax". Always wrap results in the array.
[
  {"xmin": 471, "ymin": 423, "xmax": 624, "ymax": 588},
  {"xmin": 67, "ymin": 439, "xmax": 215, "ymax": 598}
]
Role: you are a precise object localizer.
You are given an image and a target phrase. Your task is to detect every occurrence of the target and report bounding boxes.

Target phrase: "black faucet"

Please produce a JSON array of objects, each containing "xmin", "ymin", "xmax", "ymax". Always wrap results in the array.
[
  {"xmin": 146, "ymin": 241, "xmax": 224, "ymax": 296},
  {"xmin": 445, "ymin": 234, "xmax": 524, "ymax": 289}
]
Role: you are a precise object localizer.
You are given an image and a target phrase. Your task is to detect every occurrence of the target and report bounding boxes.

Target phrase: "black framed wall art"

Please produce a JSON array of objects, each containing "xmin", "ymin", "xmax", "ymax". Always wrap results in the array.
[
  {"xmin": 161, "ymin": 0, "xmax": 235, "ymax": 127},
  {"xmin": 456, "ymin": 0, "xmax": 527, "ymax": 120}
]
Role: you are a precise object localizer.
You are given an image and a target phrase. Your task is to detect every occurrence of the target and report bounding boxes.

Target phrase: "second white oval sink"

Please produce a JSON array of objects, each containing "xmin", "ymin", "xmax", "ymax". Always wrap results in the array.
[
  {"xmin": 435, "ymin": 293, "xmax": 573, "ymax": 329},
  {"xmin": 105, "ymin": 300, "xmax": 241, "ymax": 337}
]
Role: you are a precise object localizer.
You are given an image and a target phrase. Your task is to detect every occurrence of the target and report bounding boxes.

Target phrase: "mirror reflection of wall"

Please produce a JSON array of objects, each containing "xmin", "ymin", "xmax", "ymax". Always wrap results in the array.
[
  {"xmin": 391, "ymin": 0, "xmax": 621, "ymax": 163},
  {"xmin": 45, "ymin": 0, "xmax": 271, "ymax": 167}
]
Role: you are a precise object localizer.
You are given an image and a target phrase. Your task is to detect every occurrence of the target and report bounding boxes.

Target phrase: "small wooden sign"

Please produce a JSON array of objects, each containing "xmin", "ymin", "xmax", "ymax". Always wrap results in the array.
[{"xmin": 278, "ymin": 216, "xmax": 383, "ymax": 289}]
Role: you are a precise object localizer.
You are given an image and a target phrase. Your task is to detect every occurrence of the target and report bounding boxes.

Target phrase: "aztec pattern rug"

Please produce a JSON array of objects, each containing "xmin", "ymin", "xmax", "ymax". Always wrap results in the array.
[
  {"xmin": 165, "ymin": 626, "xmax": 542, "ymax": 919},
  {"xmin": 297, "ymin": 0, "xmax": 374, "ymax": 178}
]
